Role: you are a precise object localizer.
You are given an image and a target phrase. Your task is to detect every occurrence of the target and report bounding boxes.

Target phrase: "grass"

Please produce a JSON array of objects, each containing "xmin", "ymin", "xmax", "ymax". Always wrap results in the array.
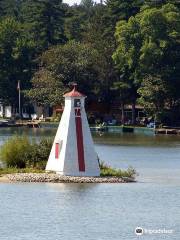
[
  {"xmin": 0, "ymin": 162, "xmax": 136, "ymax": 180},
  {"xmin": 0, "ymin": 168, "xmax": 45, "ymax": 176},
  {"xmin": 100, "ymin": 162, "xmax": 136, "ymax": 179}
]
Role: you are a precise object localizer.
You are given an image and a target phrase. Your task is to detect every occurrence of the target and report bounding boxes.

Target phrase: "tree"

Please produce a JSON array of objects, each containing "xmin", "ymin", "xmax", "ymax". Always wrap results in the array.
[
  {"xmin": 105, "ymin": 0, "xmax": 143, "ymax": 37},
  {"xmin": 64, "ymin": 0, "xmax": 95, "ymax": 42},
  {"xmin": 25, "ymin": 69, "xmax": 65, "ymax": 107},
  {"xmin": 113, "ymin": 3, "xmax": 180, "ymax": 123},
  {"xmin": 20, "ymin": 0, "xmax": 66, "ymax": 51},
  {"xmin": 113, "ymin": 16, "xmax": 142, "ymax": 124},
  {"xmin": 82, "ymin": 3, "xmax": 118, "ymax": 104},
  {"xmin": 138, "ymin": 75, "xmax": 168, "ymax": 115},
  {"xmin": 0, "ymin": 0, "xmax": 22, "ymax": 19},
  {"xmin": 0, "ymin": 17, "xmax": 35, "ymax": 109},
  {"xmin": 64, "ymin": 5, "xmax": 86, "ymax": 41},
  {"xmin": 144, "ymin": 0, "xmax": 180, "ymax": 9},
  {"xmin": 27, "ymin": 41, "xmax": 100, "ymax": 104}
]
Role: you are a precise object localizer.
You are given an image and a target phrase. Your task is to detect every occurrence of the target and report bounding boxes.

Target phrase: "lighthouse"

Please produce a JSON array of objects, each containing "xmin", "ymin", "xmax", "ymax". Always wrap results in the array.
[{"xmin": 46, "ymin": 85, "xmax": 100, "ymax": 176}]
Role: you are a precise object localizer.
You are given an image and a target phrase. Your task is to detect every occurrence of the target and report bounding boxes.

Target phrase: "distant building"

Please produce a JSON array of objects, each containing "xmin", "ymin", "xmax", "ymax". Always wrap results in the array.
[
  {"xmin": 87, "ymin": 101, "xmax": 146, "ymax": 124},
  {"xmin": 0, "ymin": 104, "xmax": 12, "ymax": 118},
  {"xmin": 0, "ymin": 101, "xmax": 51, "ymax": 119}
]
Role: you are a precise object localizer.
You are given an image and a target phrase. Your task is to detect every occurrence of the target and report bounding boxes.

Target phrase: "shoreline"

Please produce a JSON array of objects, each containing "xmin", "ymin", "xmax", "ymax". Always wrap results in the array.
[
  {"xmin": 0, "ymin": 173, "xmax": 135, "ymax": 184},
  {"xmin": 0, "ymin": 175, "xmax": 10, "ymax": 183}
]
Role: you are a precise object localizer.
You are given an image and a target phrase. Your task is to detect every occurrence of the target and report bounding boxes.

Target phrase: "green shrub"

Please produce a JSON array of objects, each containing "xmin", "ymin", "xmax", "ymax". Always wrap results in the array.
[
  {"xmin": 100, "ymin": 161, "xmax": 136, "ymax": 178},
  {"xmin": 0, "ymin": 136, "xmax": 53, "ymax": 169},
  {"xmin": 0, "ymin": 136, "xmax": 31, "ymax": 168},
  {"xmin": 25, "ymin": 139, "xmax": 52, "ymax": 169}
]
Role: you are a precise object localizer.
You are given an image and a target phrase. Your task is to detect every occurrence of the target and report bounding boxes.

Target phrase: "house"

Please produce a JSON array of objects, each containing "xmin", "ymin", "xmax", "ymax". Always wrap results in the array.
[
  {"xmin": 0, "ymin": 103, "xmax": 12, "ymax": 118},
  {"xmin": 0, "ymin": 102, "xmax": 51, "ymax": 119}
]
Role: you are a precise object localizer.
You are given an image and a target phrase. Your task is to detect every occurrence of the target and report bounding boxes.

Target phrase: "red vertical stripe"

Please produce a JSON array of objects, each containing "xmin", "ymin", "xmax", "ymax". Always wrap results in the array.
[
  {"xmin": 55, "ymin": 143, "xmax": 59, "ymax": 159},
  {"xmin": 75, "ymin": 109, "xmax": 85, "ymax": 172}
]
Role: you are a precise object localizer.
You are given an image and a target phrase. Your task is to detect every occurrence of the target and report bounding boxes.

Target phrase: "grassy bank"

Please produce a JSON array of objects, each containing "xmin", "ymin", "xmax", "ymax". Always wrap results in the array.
[
  {"xmin": 100, "ymin": 162, "xmax": 136, "ymax": 178},
  {"xmin": 0, "ymin": 168, "xmax": 45, "ymax": 175},
  {"xmin": 0, "ymin": 165, "xmax": 136, "ymax": 179}
]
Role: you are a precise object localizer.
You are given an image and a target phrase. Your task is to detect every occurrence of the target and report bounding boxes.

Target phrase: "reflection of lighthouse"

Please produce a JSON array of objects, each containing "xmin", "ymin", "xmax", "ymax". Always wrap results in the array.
[{"xmin": 46, "ymin": 85, "xmax": 100, "ymax": 176}]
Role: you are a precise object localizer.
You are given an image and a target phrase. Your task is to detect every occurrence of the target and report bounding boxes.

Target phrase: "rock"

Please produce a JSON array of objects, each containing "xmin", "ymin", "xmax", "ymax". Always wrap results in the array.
[{"xmin": 6, "ymin": 173, "xmax": 135, "ymax": 183}]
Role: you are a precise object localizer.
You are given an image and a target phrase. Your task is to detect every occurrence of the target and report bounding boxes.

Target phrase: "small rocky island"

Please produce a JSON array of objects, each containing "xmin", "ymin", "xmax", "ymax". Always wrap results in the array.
[
  {"xmin": 0, "ymin": 136, "xmax": 137, "ymax": 184},
  {"xmin": 5, "ymin": 173, "xmax": 135, "ymax": 183}
]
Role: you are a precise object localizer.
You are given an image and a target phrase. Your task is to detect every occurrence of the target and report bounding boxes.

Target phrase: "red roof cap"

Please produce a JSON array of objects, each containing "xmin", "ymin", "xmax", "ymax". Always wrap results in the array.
[{"xmin": 63, "ymin": 86, "xmax": 85, "ymax": 97}]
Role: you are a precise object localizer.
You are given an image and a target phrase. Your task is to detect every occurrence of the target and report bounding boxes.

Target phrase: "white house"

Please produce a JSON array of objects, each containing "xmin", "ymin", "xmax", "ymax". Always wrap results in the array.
[{"xmin": 0, "ymin": 104, "xmax": 12, "ymax": 118}]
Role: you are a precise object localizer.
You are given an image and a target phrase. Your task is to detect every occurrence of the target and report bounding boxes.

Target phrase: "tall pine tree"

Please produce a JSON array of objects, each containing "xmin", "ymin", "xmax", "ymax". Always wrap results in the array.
[{"xmin": 20, "ymin": 0, "xmax": 66, "ymax": 51}]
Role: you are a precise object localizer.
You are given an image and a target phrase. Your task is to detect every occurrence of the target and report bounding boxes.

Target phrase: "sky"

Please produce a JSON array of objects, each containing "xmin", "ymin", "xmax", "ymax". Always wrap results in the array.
[
  {"xmin": 63, "ymin": 0, "xmax": 100, "ymax": 6},
  {"xmin": 63, "ymin": 0, "xmax": 81, "ymax": 5}
]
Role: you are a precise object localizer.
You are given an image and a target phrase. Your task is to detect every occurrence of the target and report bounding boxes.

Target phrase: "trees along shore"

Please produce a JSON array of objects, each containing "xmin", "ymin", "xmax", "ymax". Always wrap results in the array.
[{"xmin": 0, "ymin": 1, "xmax": 179, "ymax": 125}]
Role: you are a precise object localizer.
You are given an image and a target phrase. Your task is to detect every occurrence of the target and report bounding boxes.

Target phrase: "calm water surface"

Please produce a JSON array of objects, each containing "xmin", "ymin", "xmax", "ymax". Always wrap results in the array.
[{"xmin": 0, "ymin": 127, "xmax": 180, "ymax": 240}]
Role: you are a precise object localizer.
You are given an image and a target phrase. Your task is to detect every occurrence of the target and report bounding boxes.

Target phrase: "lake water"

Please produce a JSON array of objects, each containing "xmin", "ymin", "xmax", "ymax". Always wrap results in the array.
[{"xmin": 0, "ymin": 128, "xmax": 180, "ymax": 239}]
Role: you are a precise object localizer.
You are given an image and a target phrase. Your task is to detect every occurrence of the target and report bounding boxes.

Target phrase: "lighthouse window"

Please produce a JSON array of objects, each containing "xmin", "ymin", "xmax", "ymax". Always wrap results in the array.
[
  {"xmin": 55, "ymin": 140, "xmax": 63, "ymax": 159},
  {"xmin": 74, "ymin": 99, "xmax": 81, "ymax": 107}
]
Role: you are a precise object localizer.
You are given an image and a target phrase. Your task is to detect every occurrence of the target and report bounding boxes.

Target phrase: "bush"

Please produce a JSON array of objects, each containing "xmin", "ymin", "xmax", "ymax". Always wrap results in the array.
[
  {"xmin": 0, "ymin": 136, "xmax": 53, "ymax": 169},
  {"xmin": 25, "ymin": 139, "xmax": 52, "ymax": 169},
  {"xmin": 100, "ymin": 161, "xmax": 136, "ymax": 178},
  {"xmin": 0, "ymin": 136, "xmax": 30, "ymax": 168}
]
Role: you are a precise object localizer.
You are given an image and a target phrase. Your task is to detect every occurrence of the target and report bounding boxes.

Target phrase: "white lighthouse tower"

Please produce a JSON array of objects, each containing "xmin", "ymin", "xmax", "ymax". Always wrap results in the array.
[{"xmin": 46, "ymin": 85, "xmax": 100, "ymax": 176}]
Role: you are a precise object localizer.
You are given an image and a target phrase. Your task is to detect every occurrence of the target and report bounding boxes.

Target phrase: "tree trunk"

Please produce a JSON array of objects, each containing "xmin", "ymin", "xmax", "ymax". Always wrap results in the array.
[{"xmin": 131, "ymin": 101, "xmax": 136, "ymax": 125}]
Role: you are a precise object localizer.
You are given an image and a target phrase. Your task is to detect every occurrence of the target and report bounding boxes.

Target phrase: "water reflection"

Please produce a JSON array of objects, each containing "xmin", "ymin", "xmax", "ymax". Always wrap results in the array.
[{"xmin": 45, "ymin": 183, "xmax": 99, "ymax": 192}]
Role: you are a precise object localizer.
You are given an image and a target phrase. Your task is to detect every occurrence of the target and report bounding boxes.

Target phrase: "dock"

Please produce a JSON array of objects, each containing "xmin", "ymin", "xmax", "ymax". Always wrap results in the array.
[
  {"xmin": 0, "ymin": 120, "xmax": 40, "ymax": 128},
  {"xmin": 16, "ymin": 120, "xmax": 41, "ymax": 128},
  {"xmin": 155, "ymin": 128, "xmax": 180, "ymax": 135}
]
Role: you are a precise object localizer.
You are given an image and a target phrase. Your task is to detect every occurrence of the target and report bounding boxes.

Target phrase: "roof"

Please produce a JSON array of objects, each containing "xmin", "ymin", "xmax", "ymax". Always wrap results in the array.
[{"xmin": 63, "ymin": 86, "xmax": 85, "ymax": 97}]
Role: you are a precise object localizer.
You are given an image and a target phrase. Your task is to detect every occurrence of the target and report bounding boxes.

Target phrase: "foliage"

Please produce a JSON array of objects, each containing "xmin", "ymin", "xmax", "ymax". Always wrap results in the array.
[
  {"xmin": 0, "ymin": 17, "xmax": 35, "ymax": 106},
  {"xmin": 113, "ymin": 3, "xmax": 180, "ymax": 120},
  {"xmin": 0, "ymin": 0, "xmax": 179, "ymax": 124},
  {"xmin": 105, "ymin": 0, "xmax": 143, "ymax": 38},
  {"xmin": 144, "ymin": 0, "xmax": 180, "ymax": 9},
  {"xmin": 0, "ymin": 135, "xmax": 30, "ymax": 168},
  {"xmin": 20, "ymin": 0, "xmax": 66, "ymax": 51},
  {"xmin": 25, "ymin": 68, "xmax": 65, "ymax": 106},
  {"xmin": 25, "ymin": 138, "xmax": 52, "ymax": 169},
  {"xmin": 0, "ymin": 136, "xmax": 52, "ymax": 169},
  {"xmin": 0, "ymin": 0, "xmax": 21, "ymax": 19},
  {"xmin": 36, "ymin": 41, "xmax": 99, "ymax": 97},
  {"xmin": 100, "ymin": 161, "xmax": 136, "ymax": 178},
  {"xmin": 138, "ymin": 75, "xmax": 168, "ymax": 114},
  {"xmin": 65, "ymin": 1, "xmax": 94, "ymax": 41},
  {"xmin": 83, "ymin": 3, "xmax": 118, "ymax": 102}
]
